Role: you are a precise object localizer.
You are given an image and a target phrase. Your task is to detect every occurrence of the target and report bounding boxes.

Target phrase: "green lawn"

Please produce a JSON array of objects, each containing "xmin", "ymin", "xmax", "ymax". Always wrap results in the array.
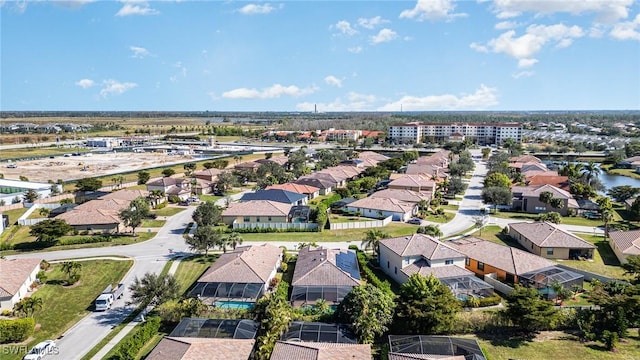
[
  {"xmin": 559, "ymin": 234, "xmax": 628, "ymax": 280},
  {"xmin": 0, "ymin": 259, "xmax": 133, "ymax": 360},
  {"xmin": 491, "ymin": 210, "xmax": 620, "ymax": 227},
  {"xmin": 0, "ymin": 232, "xmax": 155, "ymax": 255},
  {"xmin": 477, "ymin": 331, "xmax": 640, "ymax": 360},
  {"xmin": 240, "ymin": 223, "xmax": 417, "ymax": 243},
  {"xmin": 441, "ymin": 204, "xmax": 460, "ymax": 211},
  {"xmin": 328, "ymin": 214, "xmax": 373, "ymax": 223},
  {"xmin": 141, "ymin": 219, "xmax": 166, "ymax": 228},
  {"xmin": 151, "ymin": 206, "xmax": 185, "ymax": 217},
  {"xmin": 198, "ymin": 194, "xmax": 223, "ymax": 203},
  {"xmin": 1, "ymin": 207, "xmax": 28, "ymax": 225},
  {"xmin": 173, "ymin": 255, "xmax": 218, "ymax": 296},
  {"xmin": 602, "ymin": 165, "xmax": 640, "ymax": 180},
  {"xmin": 423, "ymin": 212, "xmax": 455, "ymax": 223}
]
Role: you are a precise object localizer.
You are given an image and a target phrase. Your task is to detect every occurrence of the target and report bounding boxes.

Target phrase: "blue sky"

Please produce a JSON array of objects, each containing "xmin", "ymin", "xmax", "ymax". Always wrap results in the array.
[{"xmin": 1, "ymin": 0, "xmax": 639, "ymax": 112}]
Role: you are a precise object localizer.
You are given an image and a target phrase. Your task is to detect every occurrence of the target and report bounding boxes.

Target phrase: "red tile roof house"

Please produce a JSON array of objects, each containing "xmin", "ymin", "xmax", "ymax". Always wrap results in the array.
[
  {"xmin": 290, "ymin": 246, "xmax": 361, "ymax": 308},
  {"xmin": 0, "ymin": 258, "xmax": 43, "ymax": 311},
  {"xmin": 189, "ymin": 244, "xmax": 282, "ymax": 305},
  {"xmin": 295, "ymin": 176, "xmax": 335, "ymax": 196},
  {"xmin": 221, "ymin": 200, "xmax": 292, "ymax": 226},
  {"xmin": 147, "ymin": 337, "xmax": 255, "ymax": 360},
  {"xmin": 511, "ymin": 184, "xmax": 579, "ymax": 216},
  {"xmin": 508, "ymin": 222, "xmax": 595, "ymax": 260},
  {"xmin": 608, "ymin": 229, "xmax": 640, "ymax": 264},
  {"xmin": 270, "ymin": 341, "xmax": 372, "ymax": 360},
  {"xmin": 345, "ymin": 197, "xmax": 418, "ymax": 222}
]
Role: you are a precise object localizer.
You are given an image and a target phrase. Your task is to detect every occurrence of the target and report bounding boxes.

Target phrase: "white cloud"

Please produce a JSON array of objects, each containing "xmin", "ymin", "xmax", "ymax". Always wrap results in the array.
[
  {"xmin": 129, "ymin": 46, "xmax": 150, "ymax": 58},
  {"xmin": 54, "ymin": 0, "xmax": 95, "ymax": 9},
  {"xmin": 495, "ymin": 21, "xmax": 517, "ymax": 30},
  {"xmin": 610, "ymin": 14, "xmax": 640, "ymax": 40},
  {"xmin": 324, "ymin": 75, "xmax": 343, "ymax": 88},
  {"xmin": 238, "ymin": 3, "xmax": 276, "ymax": 15},
  {"xmin": 100, "ymin": 79, "xmax": 137, "ymax": 97},
  {"xmin": 75, "ymin": 79, "xmax": 95, "ymax": 89},
  {"xmin": 296, "ymin": 92, "xmax": 379, "ymax": 112},
  {"xmin": 370, "ymin": 28, "xmax": 398, "ymax": 44},
  {"xmin": 491, "ymin": 0, "xmax": 633, "ymax": 24},
  {"xmin": 472, "ymin": 23, "xmax": 584, "ymax": 66},
  {"xmin": 331, "ymin": 20, "xmax": 358, "ymax": 36},
  {"xmin": 399, "ymin": 0, "xmax": 467, "ymax": 21},
  {"xmin": 377, "ymin": 84, "xmax": 499, "ymax": 111},
  {"xmin": 348, "ymin": 46, "xmax": 363, "ymax": 53},
  {"xmin": 223, "ymin": 84, "xmax": 318, "ymax": 99},
  {"xmin": 517, "ymin": 58, "xmax": 538, "ymax": 68},
  {"xmin": 512, "ymin": 70, "xmax": 535, "ymax": 79},
  {"xmin": 116, "ymin": 1, "xmax": 159, "ymax": 17},
  {"xmin": 358, "ymin": 16, "xmax": 388, "ymax": 29}
]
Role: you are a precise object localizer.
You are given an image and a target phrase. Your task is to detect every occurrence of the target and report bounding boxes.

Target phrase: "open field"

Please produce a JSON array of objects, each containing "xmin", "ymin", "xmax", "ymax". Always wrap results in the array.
[
  {"xmin": 239, "ymin": 222, "xmax": 417, "ymax": 243},
  {"xmin": 0, "ymin": 259, "xmax": 133, "ymax": 360},
  {"xmin": 0, "ymin": 151, "xmax": 206, "ymax": 183}
]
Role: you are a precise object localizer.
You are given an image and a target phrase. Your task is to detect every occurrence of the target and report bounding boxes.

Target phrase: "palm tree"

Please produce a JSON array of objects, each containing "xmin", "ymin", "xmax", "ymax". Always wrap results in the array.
[
  {"xmin": 362, "ymin": 229, "xmax": 389, "ymax": 256},
  {"xmin": 233, "ymin": 155, "xmax": 242, "ymax": 164},
  {"xmin": 559, "ymin": 162, "xmax": 584, "ymax": 180},
  {"xmin": 14, "ymin": 296, "xmax": 43, "ymax": 317},
  {"xmin": 602, "ymin": 210, "xmax": 615, "ymax": 238},
  {"xmin": 61, "ymin": 261, "xmax": 82, "ymax": 284},
  {"xmin": 148, "ymin": 190, "xmax": 165, "ymax": 208},
  {"xmin": 582, "ymin": 162, "xmax": 601, "ymax": 186},
  {"xmin": 419, "ymin": 224, "xmax": 443, "ymax": 239},
  {"xmin": 227, "ymin": 232, "xmax": 243, "ymax": 250}
]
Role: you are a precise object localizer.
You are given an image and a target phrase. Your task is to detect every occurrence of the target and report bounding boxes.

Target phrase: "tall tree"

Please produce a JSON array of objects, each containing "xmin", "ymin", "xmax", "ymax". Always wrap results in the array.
[
  {"xmin": 417, "ymin": 225, "xmax": 443, "ymax": 239},
  {"xmin": 192, "ymin": 201, "xmax": 223, "ymax": 227},
  {"xmin": 29, "ymin": 219, "xmax": 72, "ymax": 242},
  {"xmin": 186, "ymin": 225, "xmax": 222, "ymax": 255},
  {"xmin": 119, "ymin": 196, "xmax": 151, "ymax": 235},
  {"xmin": 23, "ymin": 189, "xmax": 39, "ymax": 203},
  {"xmin": 394, "ymin": 274, "xmax": 460, "ymax": 334},
  {"xmin": 607, "ymin": 186, "xmax": 640, "ymax": 203},
  {"xmin": 13, "ymin": 296, "xmax": 43, "ymax": 318},
  {"xmin": 61, "ymin": 261, "xmax": 82, "ymax": 285},
  {"xmin": 602, "ymin": 210, "xmax": 615, "ymax": 238},
  {"xmin": 581, "ymin": 162, "xmax": 601, "ymax": 185},
  {"xmin": 503, "ymin": 285, "xmax": 559, "ymax": 337},
  {"xmin": 128, "ymin": 272, "xmax": 180, "ymax": 308},
  {"xmin": 482, "ymin": 187, "xmax": 513, "ymax": 213},
  {"xmin": 137, "ymin": 170, "xmax": 150, "ymax": 185},
  {"xmin": 335, "ymin": 284, "xmax": 396, "ymax": 344},
  {"xmin": 484, "ymin": 172, "xmax": 511, "ymax": 189},
  {"xmin": 361, "ymin": 229, "xmax": 389, "ymax": 256},
  {"xmin": 75, "ymin": 177, "xmax": 103, "ymax": 192},
  {"xmin": 226, "ymin": 232, "xmax": 244, "ymax": 250}
]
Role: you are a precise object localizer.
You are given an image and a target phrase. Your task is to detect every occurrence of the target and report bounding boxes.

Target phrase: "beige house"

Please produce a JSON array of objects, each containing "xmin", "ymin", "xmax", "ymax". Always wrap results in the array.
[
  {"xmin": 146, "ymin": 177, "xmax": 191, "ymax": 200},
  {"xmin": 55, "ymin": 198, "xmax": 128, "ymax": 233},
  {"xmin": 387, "ymin": 174, "xmax": 436, "ymax": 193},
  {"xmin": 221, "ymin": 200, "xmax": 292, "ymax": 226},
  {"xmin": 511, "ymin": 184, "xmax": 579, "ymax": 216},
  {"xmin": 369, "ymin": 188, "xmax": 432, "ymax": 204},
  {"xmin": 0, "ymin": 258, "xmax": 42, "ymax": 310},
  {"xmin": 100, "ymin": 189, "xmax": 149, "ymax": 201},
  {"xmin": 508, "ymin": 222, "xmax": 595, "ymax": 260},
  {"xmin": 608, "ymin": 229, "xmax": 640, "ymax": 264},
  {"xmin": 345, "ymin": 197, "xmax": 418, "ymax": 222}
]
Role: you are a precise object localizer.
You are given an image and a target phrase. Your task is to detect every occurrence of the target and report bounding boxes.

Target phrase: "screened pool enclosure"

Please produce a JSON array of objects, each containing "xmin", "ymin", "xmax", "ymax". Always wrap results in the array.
[
  {"xmin": 290, "ymin": 285, "xmax": 354, "ymax": 307},
  {"xmin": 388, "ymin": 335, "xmax": 487, "ymax": 360},
  {"xmin": 282, "ymin": 322, "xmax": 358, "ymax": 344},
  {"xmin": 189, "ymin": 282, "xmax": 264, "ymax": 304},
  {"xmin": 170, "ymin": 318, "xmax": 258, "ymax": 339},
  {"xmin": 440, "ymin": 275, "xmax": 495, "ymax": 300}
]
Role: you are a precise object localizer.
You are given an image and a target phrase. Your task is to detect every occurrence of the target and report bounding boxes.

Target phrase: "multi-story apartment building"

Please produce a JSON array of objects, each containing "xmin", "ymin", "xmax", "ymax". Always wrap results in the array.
[{"xmin": 388, "ymin": 122, "xmax": 522, "ymax": 145}]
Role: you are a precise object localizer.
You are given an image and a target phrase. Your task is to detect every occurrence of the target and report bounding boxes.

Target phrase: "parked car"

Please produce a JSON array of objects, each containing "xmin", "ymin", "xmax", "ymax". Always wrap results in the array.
[
  {"xmin": 407, "ymin": 218, "xmax": 423, "ymax": 225},
  {"xmin": 23, "ymin": 340, "xmax": 57, "ymax": 360},
  {"xmin": 6, "ymin": 163, "xmax": 17, "ymax": 168}
]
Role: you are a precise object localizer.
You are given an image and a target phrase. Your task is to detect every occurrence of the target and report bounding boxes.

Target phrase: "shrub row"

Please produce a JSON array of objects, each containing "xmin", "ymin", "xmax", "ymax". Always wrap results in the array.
[
  {"xmin": 0, "ymin": 317, "xmax": 35, "ymax": 343},
  {"xmin": 356, "ymin": 251, "xmax": 389, "ymax": 290},
  {"xmin": 229, "ymin": 227, "xmax": 318, "ymax": 233},
  {"xmin": 461, "ymin": 294, "xmax": 502, "ymax": 308},
  {"xmin": 112, "ymin": 316, "xmax": 161, "ymax": 360},
  {"xmin": 57, "ymin": 236, "xmax": 112, "ymax": 246}
]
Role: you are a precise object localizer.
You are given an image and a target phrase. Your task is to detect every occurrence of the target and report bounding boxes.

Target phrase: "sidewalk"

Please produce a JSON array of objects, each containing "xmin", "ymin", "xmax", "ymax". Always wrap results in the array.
[{"xmin": 90, "ymin": 256, "xmax": 186, "ymax": 360}]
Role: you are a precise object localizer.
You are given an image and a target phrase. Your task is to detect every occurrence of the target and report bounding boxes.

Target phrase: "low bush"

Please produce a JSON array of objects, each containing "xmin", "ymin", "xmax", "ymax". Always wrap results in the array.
[
  {"xmin": 112, "ymin": 316, "xmax": 161, "ymax": 360},
  {"xmin": 0, "ymin": 317, "xmax": 35, "ymax": 343},
  {"xmin": 57, "ymin": 236, "xmax": 112, "ymax": 246},
  {"xmin": 230, "ymin": 227, "xmax": 318, "ymax": 233},
  {"xmin": 462, "ymin": 294, "xmax": 502, "ymax": 308}
]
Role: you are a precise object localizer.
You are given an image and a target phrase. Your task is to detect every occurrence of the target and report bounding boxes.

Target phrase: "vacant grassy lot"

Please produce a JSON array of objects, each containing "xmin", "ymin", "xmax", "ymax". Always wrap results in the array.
[
  {"xmin": 1, "ymin": 207, "xmax": 29, "ymax": 225},
  {"xmin": 0, "ymin": 145, "xmax": 90, "ymax": 161},
  {"xmin": 0, "ymin": 259, "xmax": 133, "ymax": 360},
  {"xmin": 477, "ymin": 331, "xmax": 640, "ymax": 360},
  {"xmin": 240, "ymin": 223, "xmax": 417, "ymax": 243},
  {"xmin": 173, "ymin": 255, "xmax": 218, "ymax": 296}
]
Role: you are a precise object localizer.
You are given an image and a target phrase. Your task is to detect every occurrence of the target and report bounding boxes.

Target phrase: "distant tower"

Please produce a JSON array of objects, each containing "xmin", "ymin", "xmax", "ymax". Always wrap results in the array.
[
  {"xmin": 314, "ymin": 104, "xmax": 317, "ymax": 114},
  {"xmin": 400, "ymin": 104, "xmax": 403, "ymax": 112}
]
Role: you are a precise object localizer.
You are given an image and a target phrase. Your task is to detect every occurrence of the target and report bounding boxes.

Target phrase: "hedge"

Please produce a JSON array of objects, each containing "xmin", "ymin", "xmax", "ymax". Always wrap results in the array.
[
  {"xmin": 462, "ymin": 294, "xmax": 502, "ymax": 308},
  {"xmin": 111, "ymin": 316, "xmax": 161, "ymax": 360},
  {"xmin": 230, "ymin": 227, "xmax": 318, "ymax": 233},
  {"xmin": 57, "ymin": 236, "xmax": 112, "ymax": 246},
  {"xmin": 356, "ymin": 251, "xmax": 389, "ymax": 290},
  {"xmin": 0, "ymin": 317, "xmax": 35, "ymax": 343}
]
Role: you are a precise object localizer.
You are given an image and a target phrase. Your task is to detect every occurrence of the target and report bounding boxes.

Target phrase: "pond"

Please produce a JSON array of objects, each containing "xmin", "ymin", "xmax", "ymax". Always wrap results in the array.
[{"xmin": 545, "ymin": 161, "xmax": 640, "ymax": 192}]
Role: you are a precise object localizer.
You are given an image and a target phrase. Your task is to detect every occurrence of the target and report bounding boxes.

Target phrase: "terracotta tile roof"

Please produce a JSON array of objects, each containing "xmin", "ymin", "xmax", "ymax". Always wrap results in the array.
[
  {"xmin": 56, "ymin": 209, "xmax": 122, "ymax": 226},
  {"xmin": 380, "ymin": 234, "xmax": 465, "ymax": 260},
  {"xmin": 526, "ymin": 175, "xmax": 569, "ymax": 190},
  {"xmin": 271, "ymin": 341, "xmax": 372, "ymax": 360},
  {"xmin": 509, "ymin": 155, "xmax": 541, "ymax": 163},
  {"xmin": 223, "ymin": 200, "xmax": 292, "ymax": 217},
  {"xmin": 147, "ymin": 337, "xmax": 255, "ymax": 360},
  {"xmin": 520, "ymin": 162, "xmax": 549, "ymax": 173},
  {"xmin": 370, "ymin": 189, "xmax": 432, "ymax": 203},
  {"xmin": 522, "ymin": 170, "xmax": 559, "ymax": 178},
  {"xmin": 401, "ymin": 261, "xmax": 473, "ymax": 279},
  {"xmin": 509, "ymin": 222, "xmax": 596, "ymax": 249},
  {"xmin": 388, "ymin": 175, "xmax": 436, "ymax": 190},
  {"xmin": 198, "ymin": 244, "xmax": 281, "ymax": 283},
  {"xmin": 99, "ymin": 189, "xmax": 149, "ymax": 201},
  {"xmin": 75, "ymin": 198, "xmax": 130, "ymax": 212},
  {"xmin": 0, "ymin": 258, "xmax": 42, "ymax": 298},
  {"xmin": 292, "ymin": 247, "xmax": 361, "ymax": 287},
  {"xmin": 448, "ymin": 237, "xmax": 555, "ymax": 275},
  {"xmin": 266, "ymin": 183, "xmax": 320, "ymax": 195},
  {"xmin": 609, "ymin": 229, "xmax": 640, "ymax": 256},
  {"xmin": 405, "ymin": 164, "xmax": 444, "ymax": 177},
  {"xmin": 348, "ymin": 197, "xmax": 417, "ymax": 214},
  {"xmin": 358, "ymin": 151, "xmax": 389, "ymax": 162},
  {"xmin": 147, "ymin": 177, "xmax": 185, "ymax": 187}
]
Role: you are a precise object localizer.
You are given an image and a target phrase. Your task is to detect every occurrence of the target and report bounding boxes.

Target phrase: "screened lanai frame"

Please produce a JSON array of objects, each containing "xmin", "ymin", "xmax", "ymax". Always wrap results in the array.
[
  {"xmin": 169, "ymin": 318, "xmax": 258, "ymax": 339},
  {"xmin": 440, "ymin": 275, "xmax": 495, "ymax": 299},
  {"xmin": 289, "ymin": 285, "xmax": 354, "ymax": 307},
  {"xmin": 388, "ymin": 335, "xmax": 487, "ymax": 360},
  {"xmin": 282, "ymin": 322, "xmax": 358, "ymax": 344},
  {"xmin": 519, "ymin": 266, "xmax": 584, "ymax": 300},
  {"xmin": 189, "ymin": 282, "xmax": 264, "ymax": 303}
]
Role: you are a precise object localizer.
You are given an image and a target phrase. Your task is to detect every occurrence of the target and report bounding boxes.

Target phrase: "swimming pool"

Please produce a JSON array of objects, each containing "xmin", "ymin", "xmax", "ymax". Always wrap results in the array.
[{"xmin": 214, "ymin": 301, "xmax": 254, "ymax": 310}]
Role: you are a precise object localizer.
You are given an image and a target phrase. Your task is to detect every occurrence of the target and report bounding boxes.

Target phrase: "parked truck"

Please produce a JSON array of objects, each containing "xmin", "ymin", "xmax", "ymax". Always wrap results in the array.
[{"xmin": 95, "ymin": 283, "xmax": 125, "ymax": 311}]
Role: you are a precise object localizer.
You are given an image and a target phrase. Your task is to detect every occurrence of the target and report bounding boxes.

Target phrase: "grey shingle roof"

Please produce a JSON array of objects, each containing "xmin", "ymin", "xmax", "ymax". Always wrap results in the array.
[
  {"xmin": 609, "ymin": 229, "xmax": 640, "ymax": 256},
  {"xmin": 197, "ymin": 244, "xmax": 281, "ymax": 284},
  {"xmin": 509, "ymin": 222, "xmax": 596, "ymax": 249},
  {"xmin": 241, "ymin": 189, "xmax": 307, "ymax": 204},
  {"xmin": 292, "ymin": 247, "xmax": 361, "ymax": 287},
  {"xmin": 380, "ymin": 234, "xmax": 465, "ymax": 260}
]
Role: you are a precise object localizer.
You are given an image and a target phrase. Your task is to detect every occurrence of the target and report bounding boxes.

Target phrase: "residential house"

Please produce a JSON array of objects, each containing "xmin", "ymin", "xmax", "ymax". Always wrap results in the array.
[
  {"xmin": 511, "ymin": 184, "xmax": 579, "ymax": 216},
  {"xmin": 448, "ymin": 237, "xmax": 556, "ymax": 283},
  {"xmin": 189, "ymin": 244, "xmax": 282, "ymax": 305},
  {"xmin": 608, "ymin": 229, "xmax": 640, "ymax": 264},
  {"xmin": 256, "ymin": 155, "xmax": 289, "ymax": 167},
  {"xmin": 271, "ymin": 342, "xmax": 371, "ymax": 360},
  {"xmin": 369, "ymin": 188, "xmax": 432, "ymax": 204},
  {"xmin": 146, "ymin": 177, "xmax": 191, "ymax": 201},
  {"xmin": 378, "ymin": 234, "xmax": 494, "ymax": 299},
  {"xmin": 508, "ymin": 222, "xmax": 595, "ymax": 259},
  {"xmin": 357, "ymin": 151, "xmax": 389, "ymax": 168},
  {"xmin": 345, "ymin": 197, "xmax": 418, "ymax": 222},
  {"xmin": 0, "ymin": 258, "xmax": 42, "ymax": 310},
  {"xmin": 234, "ymin": 161, "xmax": 261, "ymax": 172},
  {"xmin": 55, "ymin": 198, "xmax": 129, "ymax": 233},
  {"xmin": 387, "ymin": 174, "xmax": 436, "ymax": 193},
  {"xmin": 99, "ymin": 189, "xmax": 150, "ymax": 201},
  {"xmin": 193, "ymin": 168, "xmax": 226, "ymax": 182},
  {"xmin": 525, "ymin": 174, "xmax": 570, "ymax": 190},
  {"xmin": 266, "ymin": 183, "xmax": 320, "ymax": 200},
  {"xmin": 294, "ymin": 176, "xmax": 335, "ymax": 195},
  {"xmin": 221, "ymin": 200, "xmax": 292, "ymax": 226},
  {"xmin": 290, "ymin": 246, "xmax": 361, "ymax": 307},
  {"xmin": 240, "ymin": 189, "xmax": 308, "ymax": 206},
  {"xmin": 617, "ymin": 156, "xmax": 640, "ymax": 169},
  {"xmin": 625, "ymin": 198, "xmax": 637, "ymax": 211},
  {"xmin": 520, "ymin": 162, "xmax": 550, "ymax": 174},
  {"xmin": 147, "ymin": 318, "xmax": 258, "ymax": 360},
  {"xmin": 509, "ymin": 154, "xmax": 542, "ymax": 164},
  {"xmin": 388, "ymin": 335, "xmax": 487, "ymax": 360}
]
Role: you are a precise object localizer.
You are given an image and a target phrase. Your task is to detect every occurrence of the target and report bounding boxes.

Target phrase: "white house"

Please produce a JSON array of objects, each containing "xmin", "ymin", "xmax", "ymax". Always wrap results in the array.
[
  {"xmin": 0, "ymin": 179, "xmax": 62, "ymax": 204},
  {"xmin": 345, "ymin": 197, "xmax": 417, "ymax": 222},
  {"xmin": 0, "ymin": 258, "xmax": 42, "ymax": 311}
]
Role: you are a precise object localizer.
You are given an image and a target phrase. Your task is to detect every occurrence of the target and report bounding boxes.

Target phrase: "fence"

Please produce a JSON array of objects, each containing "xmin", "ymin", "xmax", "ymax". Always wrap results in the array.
[
  {"xmin": 0, "ymin": 193, "xmax": 74, "ymax": 213},
  {"xmin": 329, "ymin": 216, "xmax": 393, "ymax": 230},
  {"xmin": 483, "ymin": 273, "xmax": 515, "ymax": 296},
  {"xmin": 232, "ymin": 222, "xmax": 318, "ymax": 231},
  {"xmin": 18, "ymin": 203, "xmax": 62, "ymax": 226}
]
